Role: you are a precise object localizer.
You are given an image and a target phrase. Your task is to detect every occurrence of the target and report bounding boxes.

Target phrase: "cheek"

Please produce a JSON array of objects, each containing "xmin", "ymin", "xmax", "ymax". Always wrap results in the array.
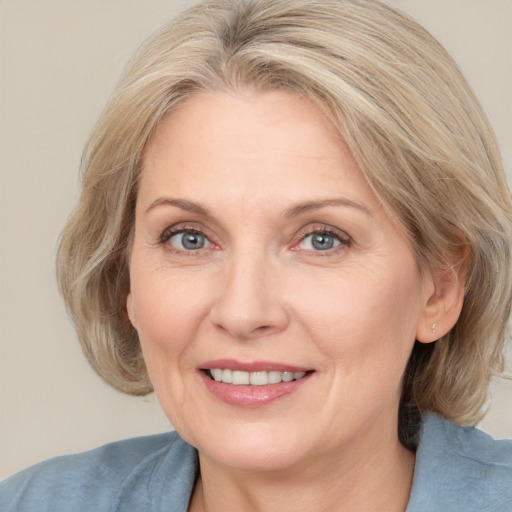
[
  {"xmin": 131, "ymin": 269, "xmax": 211, "ymax": 352},
  {"xmin": 129, "ymin": 268, "xmax": 214, "ymax": 414},
  {"xmin": 129, "ymin": 269, "xmax": 216, "ymax": 431},
  {"xmin": 300, "ymin": 268, "xmax": 424, "ymax": 426},
  {"xmin": 291, "ymin": 262, "xmax": 424, "ymax": 373}
]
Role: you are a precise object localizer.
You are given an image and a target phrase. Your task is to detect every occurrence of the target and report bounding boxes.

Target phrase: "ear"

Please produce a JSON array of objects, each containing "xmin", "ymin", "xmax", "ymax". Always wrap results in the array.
[
  {"xmin": 126, "ymin": 292, "xmax": 137, "ymax": 329},
  {"xmin": 416, "ymin": 262, "xmax": 466, "ymax": 344}
]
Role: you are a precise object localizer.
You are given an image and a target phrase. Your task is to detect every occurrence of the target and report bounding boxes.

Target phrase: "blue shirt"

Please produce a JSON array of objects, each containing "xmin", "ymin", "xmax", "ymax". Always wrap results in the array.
[{"xmin": 2, "ymin": 414, "xmax": 511, "ymax": 511}]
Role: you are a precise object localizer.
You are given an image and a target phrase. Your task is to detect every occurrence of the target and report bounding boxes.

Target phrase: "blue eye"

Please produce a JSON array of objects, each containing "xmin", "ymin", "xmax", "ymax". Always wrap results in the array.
[
  {"xmin": 169, "ymin": 231, "xmax": 207, "ymax": 250},
  {"xmin": 300, "ymin": 232, "xmax": 342, "ymax": 251}
]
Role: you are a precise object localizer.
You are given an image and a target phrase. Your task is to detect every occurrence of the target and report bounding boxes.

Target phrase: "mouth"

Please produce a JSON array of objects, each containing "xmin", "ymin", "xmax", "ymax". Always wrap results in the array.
[
  {"xmin": 203, "ymin": 368, "xmax": 314, "ymax": 385},
  {"xmin": 198, "ymin": 360, "xmax": 315, "ymax": 407}
]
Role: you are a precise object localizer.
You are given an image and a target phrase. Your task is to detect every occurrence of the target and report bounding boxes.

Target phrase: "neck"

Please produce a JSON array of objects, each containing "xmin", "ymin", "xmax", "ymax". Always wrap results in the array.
[{"xmin": 188, "ymin": 422, "xmax": 415, "ymax": 512}]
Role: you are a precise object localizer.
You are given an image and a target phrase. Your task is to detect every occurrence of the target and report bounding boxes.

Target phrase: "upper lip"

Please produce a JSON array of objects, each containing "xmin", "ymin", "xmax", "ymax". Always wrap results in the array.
[{"xmin": 199, "ymin": 359, "xmax": 311, "ymax": 373}]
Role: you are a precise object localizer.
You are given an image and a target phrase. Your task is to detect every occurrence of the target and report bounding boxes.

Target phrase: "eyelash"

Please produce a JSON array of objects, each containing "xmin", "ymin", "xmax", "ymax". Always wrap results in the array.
[
  {"xmin": 295, "ymin": 225, "xmax": 352, "ymax": 255},
  {"xmin": 158, "ymin": 224, "xmax": 352, "ymax": 255},
  {"xmin": 159, "ymin": 224, "xmax": 214, "ymax": 256}
]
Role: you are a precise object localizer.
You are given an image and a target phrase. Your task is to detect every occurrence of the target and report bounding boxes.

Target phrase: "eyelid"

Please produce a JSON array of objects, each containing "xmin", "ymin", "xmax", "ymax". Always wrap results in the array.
[
  {"xmin": 292, "ymin": 224, "xmax": 352, "ymax": 252},
  {"xmin": 160, "ymin": 223, "xmax": 207, "ymax": 244},
  {"xmin": 158, "ymin": 222, "xmax": 219, "ymax": 255}
]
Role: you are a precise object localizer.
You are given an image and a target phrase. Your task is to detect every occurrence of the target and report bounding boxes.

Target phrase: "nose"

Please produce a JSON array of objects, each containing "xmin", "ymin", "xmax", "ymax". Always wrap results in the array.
[{"xmin": 208, "ymin": 249, "xmax": 290, "ymax": 341}]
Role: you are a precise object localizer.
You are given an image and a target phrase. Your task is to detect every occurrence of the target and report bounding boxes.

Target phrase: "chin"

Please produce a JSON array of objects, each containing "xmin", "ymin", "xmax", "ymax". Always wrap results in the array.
[
  {"xmin": 207, "ymin": 442, "xmax": 307, "ymax": 473},
  {"xmin": 187, "ymin": 421, "xmax": 311, "ymax": 472}
]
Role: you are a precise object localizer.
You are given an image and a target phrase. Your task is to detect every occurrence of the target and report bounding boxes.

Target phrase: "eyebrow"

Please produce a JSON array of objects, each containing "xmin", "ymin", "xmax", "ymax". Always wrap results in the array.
[
  {"xmin": 145, "ymin": 196, "xmax": 372, "ymax": 218},
  {"xmin": 145, "ymin": 197, "xmax": 210, "ymax": 216},
  {"xmin": 283, "ymin": 198, "xmax": 373, "ymax": 218}
]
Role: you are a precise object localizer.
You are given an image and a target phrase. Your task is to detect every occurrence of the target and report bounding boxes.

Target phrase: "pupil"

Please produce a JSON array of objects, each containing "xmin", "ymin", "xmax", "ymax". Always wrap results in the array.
[
  {"xmin": 182, "ymin": 233, "xmax": 205, "ymax": 250},
  {"xmin": 312, "ymin": 234, "xmax": 334, "ymax": 250}
]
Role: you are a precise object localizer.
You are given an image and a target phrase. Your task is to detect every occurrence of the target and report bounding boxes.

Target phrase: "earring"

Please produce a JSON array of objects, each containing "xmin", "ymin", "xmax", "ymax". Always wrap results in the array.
[{"xmin": 432, "ymin": 323, "xmax": 437, "ymax": 337}]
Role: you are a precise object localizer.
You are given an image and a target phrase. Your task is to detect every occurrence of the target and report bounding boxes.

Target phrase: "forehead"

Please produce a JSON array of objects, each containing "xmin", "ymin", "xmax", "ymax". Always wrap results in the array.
[
  {"xmin": 144, "ymin": 90, "xmax": 345, "ymax": 163},
  {"xmin": 139, "ymin": 90, "xmax": 374, "ymax": 207}
]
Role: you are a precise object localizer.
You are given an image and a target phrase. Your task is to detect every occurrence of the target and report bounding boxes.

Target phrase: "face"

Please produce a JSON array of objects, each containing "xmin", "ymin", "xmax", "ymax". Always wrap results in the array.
[{"xmin": 127, "ymin": 90, "xmax": 434, "ymax": 472}]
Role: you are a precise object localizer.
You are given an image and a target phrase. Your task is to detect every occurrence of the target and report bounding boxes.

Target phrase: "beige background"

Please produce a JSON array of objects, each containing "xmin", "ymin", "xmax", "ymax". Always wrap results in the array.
[{"xmin": 1, "ymin": 0, "xmax": 511, "ymax": 480}]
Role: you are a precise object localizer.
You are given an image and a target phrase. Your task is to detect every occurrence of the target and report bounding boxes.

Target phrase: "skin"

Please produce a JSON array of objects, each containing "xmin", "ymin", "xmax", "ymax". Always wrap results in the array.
[{"xmin": 127, "ymin": 90, "xmax": 464, "ymax": 511}]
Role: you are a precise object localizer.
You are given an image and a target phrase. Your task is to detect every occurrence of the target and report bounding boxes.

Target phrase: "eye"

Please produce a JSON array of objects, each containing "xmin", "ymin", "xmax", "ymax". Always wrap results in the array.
[
  {"xmin": 300, "ymin": 232, "xmax": 341, "ymax": 251},
  {"xmin": 293, "ymin": 225, "xmax": 352, "ymax": 254},
  {"xmin": 168, "ymin": 230, "xmax": 209, "ymax": 251}
]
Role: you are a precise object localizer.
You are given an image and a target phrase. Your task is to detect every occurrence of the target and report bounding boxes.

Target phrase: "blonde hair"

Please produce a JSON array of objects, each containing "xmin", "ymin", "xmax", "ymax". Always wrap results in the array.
[{"xmin": 57, "ymin": 0, "xmax": 512, "ymax": 441}]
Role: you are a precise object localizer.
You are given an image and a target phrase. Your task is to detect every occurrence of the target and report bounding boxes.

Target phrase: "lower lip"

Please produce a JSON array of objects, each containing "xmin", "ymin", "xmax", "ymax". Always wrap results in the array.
[{"xmin": 199, "ymin": 371, "xmax": 312, "ymax": 408}]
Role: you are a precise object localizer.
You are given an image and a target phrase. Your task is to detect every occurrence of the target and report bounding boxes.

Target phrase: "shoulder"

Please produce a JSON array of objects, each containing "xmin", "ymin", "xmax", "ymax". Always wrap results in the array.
[
  {"xmin": 407, "ymin": 414, "xmax": 512, "ymax": 512},
  {"xmin": 0, "ymin": 431, "xmax": 198, "ymax": 512}
]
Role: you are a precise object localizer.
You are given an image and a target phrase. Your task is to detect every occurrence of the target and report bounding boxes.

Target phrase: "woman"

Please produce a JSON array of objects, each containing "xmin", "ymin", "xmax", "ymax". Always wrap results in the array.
[{"xmin": 2, "ymin": 0, "xmax": 511, "ymax": 510}]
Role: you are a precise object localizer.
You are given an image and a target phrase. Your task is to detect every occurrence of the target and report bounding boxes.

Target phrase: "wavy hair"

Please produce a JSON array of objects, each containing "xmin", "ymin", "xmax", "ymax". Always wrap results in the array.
[{"xmin": 57, "ymin": 0, "xmax": 512, "ymax": 445}]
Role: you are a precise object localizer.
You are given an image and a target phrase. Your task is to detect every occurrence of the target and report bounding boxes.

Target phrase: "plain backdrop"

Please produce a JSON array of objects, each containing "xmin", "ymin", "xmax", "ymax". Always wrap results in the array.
[{"xmin": 1, "ymin": 0, "xmax": 511, "ymax": 479}]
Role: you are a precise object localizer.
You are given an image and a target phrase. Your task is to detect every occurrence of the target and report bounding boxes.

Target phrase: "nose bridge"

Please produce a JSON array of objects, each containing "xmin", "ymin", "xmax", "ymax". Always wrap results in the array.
[{"xmin": 209, "ymin": 244, "xmax": 288, "ymax": 339}]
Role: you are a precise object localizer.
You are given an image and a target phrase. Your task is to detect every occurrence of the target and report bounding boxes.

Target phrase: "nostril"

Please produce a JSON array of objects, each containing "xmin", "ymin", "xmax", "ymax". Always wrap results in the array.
[{"xmin": 254, "ymin": 325, "xmax": 272, "ymax": 332}]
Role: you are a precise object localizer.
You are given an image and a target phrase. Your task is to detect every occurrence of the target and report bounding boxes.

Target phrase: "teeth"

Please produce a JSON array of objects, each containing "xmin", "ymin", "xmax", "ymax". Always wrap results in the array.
[
  {"xmin": 211, "ymin": 369, "xmax": 223, "ymax": 381},
  {"xmin": 250, "ymin": 371, "xmax": 268, "ymax": 386},
  {"xmin": 232, "ymin": 370, "xmax": 250, "ymax": 385},
  {"xmin": 282, "ymin": 371, "xmax": 293, "ymax": 382},
  {"xmin": 268, "ymin": 371, "xmax": 282, "ymax": 384},
  {"xmin": 208, "ymin": 369, "xmax": 308, "ymax": 385}
]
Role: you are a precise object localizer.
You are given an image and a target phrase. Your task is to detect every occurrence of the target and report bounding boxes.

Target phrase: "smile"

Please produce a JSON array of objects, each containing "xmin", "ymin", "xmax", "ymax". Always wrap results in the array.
[
  {"xmin": 199, "ymin": 361, "xmax": 315, "ymax": 407},
  {"xmin": 206, "ymin": 369, "xmax": 309, "ymax": 385}
]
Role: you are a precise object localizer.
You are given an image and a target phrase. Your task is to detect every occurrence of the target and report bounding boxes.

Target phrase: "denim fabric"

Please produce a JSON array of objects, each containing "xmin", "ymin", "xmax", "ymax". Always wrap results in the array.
[
  {"xmin": 2, "ymin": 414, "xmax": 511, "ymax": 511},
  {"xmin": 406, "ymin": 415, "xmax": 512, "ymax": 511}
]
